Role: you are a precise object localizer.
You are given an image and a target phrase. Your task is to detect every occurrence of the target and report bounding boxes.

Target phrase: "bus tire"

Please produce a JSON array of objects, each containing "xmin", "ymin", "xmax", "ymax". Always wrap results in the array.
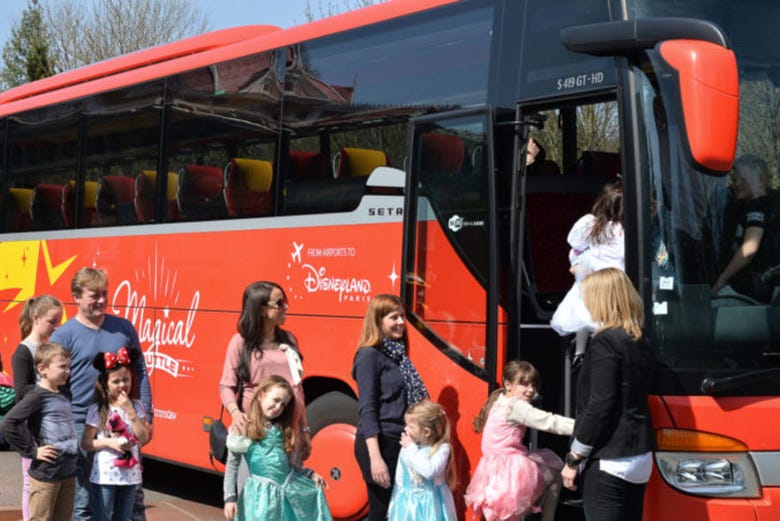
[
  {"xmin": 305, "ymin": 392, "xmax": 366, "ymax": 521},
  {"xmin": 307, "ymin": 391, "xmax": 359, "ymax": 434}
]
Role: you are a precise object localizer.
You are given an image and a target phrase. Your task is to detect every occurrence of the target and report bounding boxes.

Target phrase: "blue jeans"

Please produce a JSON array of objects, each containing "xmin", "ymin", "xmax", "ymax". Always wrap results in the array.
[
  {"xmin": 75, "ymin": 421, "xmax": 147, "ymax": 521},
  {"xmin": 73, "ymin": 422, "xmax": 93, "ymax": 521},
  {"xmin": 91, "ymin": 484, "xmax": 136, "ymax": 521}
]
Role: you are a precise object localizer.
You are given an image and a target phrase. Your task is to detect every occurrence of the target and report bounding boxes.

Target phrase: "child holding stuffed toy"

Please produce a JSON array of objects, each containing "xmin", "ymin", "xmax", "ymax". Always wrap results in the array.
[
  {"xmin": 223, "ymin": 374, "xmax": 331, "ymax": 521},
  {"xmin": 81, "ymin": 348, "xmax": 149, "ymax": 521}
]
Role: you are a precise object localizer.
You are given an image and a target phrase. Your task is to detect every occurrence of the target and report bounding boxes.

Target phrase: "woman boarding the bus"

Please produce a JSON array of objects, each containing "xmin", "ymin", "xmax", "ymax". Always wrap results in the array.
[{"xmin": 561, "ymin": 268, "xmax": 655, "ymax": 521}]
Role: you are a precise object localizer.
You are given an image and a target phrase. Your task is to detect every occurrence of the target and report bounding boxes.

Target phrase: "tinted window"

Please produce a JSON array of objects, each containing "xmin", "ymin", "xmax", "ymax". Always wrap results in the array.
[
  {"xmin": 5, "ymin": 103, "xmax": 79, "ymax": 232},
  {"xmin": 167, "ymin": 52, "xmax": 281, "ymax": 221},
  {"xmin": 519, "ymin": 0, "xmax": 615, "ymax": 100}
]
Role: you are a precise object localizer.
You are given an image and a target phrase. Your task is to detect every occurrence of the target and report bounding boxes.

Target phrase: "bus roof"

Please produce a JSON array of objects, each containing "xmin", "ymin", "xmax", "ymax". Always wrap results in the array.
[
  {"xmin": 0, "ymin": 25, "xmax": 280, "ymax": 105},
  {"xmin": 0, "ymin": 0, "xmax": 457, "ymax": 118}
]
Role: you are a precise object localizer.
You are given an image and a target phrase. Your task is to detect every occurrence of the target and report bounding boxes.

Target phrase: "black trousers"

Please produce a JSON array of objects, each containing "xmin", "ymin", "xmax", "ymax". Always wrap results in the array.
[
  {"xmin": 581, "ymin": 459, "xmax": 647, "ymax": 521},
  {"xmin": 354, "ymin": 432, "xmax": 401, "ymax": 521}
]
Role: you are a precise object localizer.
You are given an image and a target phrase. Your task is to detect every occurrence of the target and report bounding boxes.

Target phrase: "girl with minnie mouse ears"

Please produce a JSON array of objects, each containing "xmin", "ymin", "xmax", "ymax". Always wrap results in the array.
[{"xmin": 81, "ymin": 348, "xmax": 150, "ymax": 521}]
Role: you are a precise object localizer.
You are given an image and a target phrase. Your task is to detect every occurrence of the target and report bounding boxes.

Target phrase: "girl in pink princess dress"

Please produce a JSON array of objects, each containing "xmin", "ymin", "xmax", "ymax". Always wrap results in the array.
[{"xmin": 465, "ymin": 361, "xmax": 573, "ymax": 521}]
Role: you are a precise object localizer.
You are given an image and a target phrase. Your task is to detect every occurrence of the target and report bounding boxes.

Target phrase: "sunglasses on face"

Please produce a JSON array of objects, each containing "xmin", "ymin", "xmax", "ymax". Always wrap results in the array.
[{"xmin": 267, "ymin": 297, "xmax": 289, "ymax": 309}]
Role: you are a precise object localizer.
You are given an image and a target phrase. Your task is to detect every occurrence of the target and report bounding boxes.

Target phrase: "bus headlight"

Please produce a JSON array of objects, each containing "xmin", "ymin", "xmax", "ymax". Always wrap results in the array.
[
  {"xmin": 655, "ymin": 428, "xmax": 761, "ymax": 498},
  {"xmin": 655, "ymin": 452, "xmax": 761, "ymax": 497}
]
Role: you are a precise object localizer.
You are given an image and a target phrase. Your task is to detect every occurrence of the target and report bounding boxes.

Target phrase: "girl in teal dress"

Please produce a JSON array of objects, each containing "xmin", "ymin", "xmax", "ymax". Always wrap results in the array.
[
  {"xmin": 388, "ymin": 400, "xmax": 457, "ymax": 521},
  {"xmin": 223, "ymin": 375, "xmax": 331, "ymax": 521}
]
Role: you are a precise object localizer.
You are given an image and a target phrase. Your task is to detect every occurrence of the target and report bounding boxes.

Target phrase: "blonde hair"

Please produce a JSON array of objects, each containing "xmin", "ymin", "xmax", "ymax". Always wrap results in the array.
[
  {"xmin": 34, "ymin": 342, "xmax": 70, "ymax": 370},
  {"xmin": 71, "ymin": 267, "xmax": 108, "ymax": 297},
  {"xmin": 473, "ymin": 360, "xmax": 540, "ymax": 433},
  {"xmin": 356, "ymin": 294, "xmax": 409, "ymax": 350},
  {"xmin": 19, "ymin": 295, "xmax": 62, "ymax": 338},
  {"xmin": 246, "ymin": 375, "xmax": 296, "ymax": 453},
  {"xmin": 581, "ymin": 268, "xmax": 643, "ymax": 339},
  {"xmin": 405, "ymin": 400, "xmax": 457, "ymax": 488}
]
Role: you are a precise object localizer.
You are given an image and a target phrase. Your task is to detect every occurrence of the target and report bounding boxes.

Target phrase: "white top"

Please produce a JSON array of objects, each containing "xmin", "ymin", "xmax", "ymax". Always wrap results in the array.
[
  {"xmin": 86, "ymin": 400, "xmax": 146, "ymax": 485},
  {"xmin": 600, "ymin": 452, "xmax": 654, "ymax": 484},
  {"xmin": 567, "ymin": 214, "xmax": 625, "ymax": 277}
]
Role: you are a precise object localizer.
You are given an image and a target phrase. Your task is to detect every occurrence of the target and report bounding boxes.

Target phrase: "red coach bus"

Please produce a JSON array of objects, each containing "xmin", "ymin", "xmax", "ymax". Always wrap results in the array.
[{"xmin": 0, "ymin": 0, "xmax": 777, "ymax": 519}]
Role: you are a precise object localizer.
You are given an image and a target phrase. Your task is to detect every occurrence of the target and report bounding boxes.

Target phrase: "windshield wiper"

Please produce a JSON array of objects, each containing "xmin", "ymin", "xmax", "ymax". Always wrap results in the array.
[{"xmin": 701, "ymin": 368, "xmax": 780, "ymax": 395}]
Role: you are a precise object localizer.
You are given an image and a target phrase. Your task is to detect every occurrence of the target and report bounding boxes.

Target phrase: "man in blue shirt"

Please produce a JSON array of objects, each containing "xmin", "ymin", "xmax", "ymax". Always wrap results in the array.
[{"xmin": 51, "ymin": 267, "xmax": 152, "ymax": 521}]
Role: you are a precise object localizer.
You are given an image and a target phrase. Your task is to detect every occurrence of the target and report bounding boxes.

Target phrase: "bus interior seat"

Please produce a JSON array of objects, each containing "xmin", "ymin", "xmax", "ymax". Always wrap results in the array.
[
  {"xmin": 30, "ymin": 184, "xmax": 66, "ymax": 230},
  {"xmin": 224, "ymin": 158, "xmax": 273, "ymax": 217},
  {"xmin": 134, "ymin": 170, "xmax": 181, "ymax": 223},
  {"xmin": 177, "ymin": 165, "xmax": 227, "ymax": 221},
  {"xmin": 335, "ymin": 147, "xmax": 389, "ymax": 178},
  {"xmin": 288, "ymin": 151, "xmax": 330, "ymax": 181},
  {"xmin": 7, "ymin": 187, "xmax": 34, "ymax": 231},
  {"xmin": 285, "ymin": 148, "xmax": 385, "ymax": 215},
  {"xmin": 420, "ymin": 133, "xmax": 465, "ymax": 175},
  {"xmin": 576, "ymin": 150, "xmax": 621, "ymax": 182},
  {"xmin": 62, "ymin": 181, "xmax": 98, "ymax": 228},
  {"xmin": 97, "ymin": 175, "xmax": 137, "ymax": 226},
  {"xmin": 524, "ymin": 153, "xmax": 620, "ymax": 316},
  {"xmin": 418, "ymin": 133, "xmax": 476, "ymax": 202}
]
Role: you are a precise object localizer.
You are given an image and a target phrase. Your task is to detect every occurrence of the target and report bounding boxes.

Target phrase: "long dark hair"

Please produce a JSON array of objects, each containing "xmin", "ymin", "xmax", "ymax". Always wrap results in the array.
[
  {"xmin": 588, "ymin": 181, "xmax": 623, "ymax": 245},
  {"xmin": 236, "ymin": 281, "xmax": 294, "ymax": 383},
  {"xmin": 473, "ymin": 360, "xmax": 540, "ymax": 433},
  {"xmin": 91, "ymin": 349, "xmax": 141, "ymax": 434}
]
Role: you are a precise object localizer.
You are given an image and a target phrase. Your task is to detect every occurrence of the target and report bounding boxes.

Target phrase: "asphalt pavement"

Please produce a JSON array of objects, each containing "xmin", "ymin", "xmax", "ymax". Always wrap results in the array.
[{"xmin": 0, "ymin": 450, "xmax": 224, "ymax": 521}]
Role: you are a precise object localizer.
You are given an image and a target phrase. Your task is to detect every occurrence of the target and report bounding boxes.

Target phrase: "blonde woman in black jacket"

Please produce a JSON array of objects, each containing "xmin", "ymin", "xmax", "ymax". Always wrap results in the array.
[{"xmin": 561, "ymin": 268, "xmax": 655, "ymax": 521}]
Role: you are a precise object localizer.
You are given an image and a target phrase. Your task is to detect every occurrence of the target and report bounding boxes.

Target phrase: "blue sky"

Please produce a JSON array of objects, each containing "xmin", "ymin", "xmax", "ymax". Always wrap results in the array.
[{"xmin": 0, "ymin": 0, "xmax": 313, "ymax": 51}]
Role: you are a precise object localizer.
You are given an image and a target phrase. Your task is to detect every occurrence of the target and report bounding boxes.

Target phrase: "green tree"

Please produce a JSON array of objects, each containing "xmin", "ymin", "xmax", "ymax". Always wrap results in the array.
[
  {"xmin": 738, "ymin": 79, "xmax": 780, "ymax": 187},
  {"xmin": 43, "ymin": 0, "xmax": 209, "ymax": 72},
  {"xmin": 1, "ymin": 0, "xmax": 55, "ymax": 90},
  {"xmin": 303, "ymin": 0, "xmax": 383, "ymax": 22}
]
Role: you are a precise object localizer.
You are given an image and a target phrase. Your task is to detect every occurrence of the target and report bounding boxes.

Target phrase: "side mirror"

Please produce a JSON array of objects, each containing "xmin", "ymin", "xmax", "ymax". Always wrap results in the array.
[
  {"xmin": 561, "ymin": 18, "xmax": 740, "ymax": 173},
  {"xmin": 659, "ymin": 40, "xmax": 738, "ymax": 173}
]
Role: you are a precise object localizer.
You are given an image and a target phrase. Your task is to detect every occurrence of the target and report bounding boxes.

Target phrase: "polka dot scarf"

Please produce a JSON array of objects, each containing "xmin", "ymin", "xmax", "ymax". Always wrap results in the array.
[{"xmin": 381, "ymin": 337, "xmax": 429, "ymax": 406}]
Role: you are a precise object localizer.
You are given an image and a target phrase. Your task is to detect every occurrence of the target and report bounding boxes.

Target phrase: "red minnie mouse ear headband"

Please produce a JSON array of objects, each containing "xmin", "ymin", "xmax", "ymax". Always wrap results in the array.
[{"xmin": 92, "ymin": 347, "xmax": 139, "ymax": 371}]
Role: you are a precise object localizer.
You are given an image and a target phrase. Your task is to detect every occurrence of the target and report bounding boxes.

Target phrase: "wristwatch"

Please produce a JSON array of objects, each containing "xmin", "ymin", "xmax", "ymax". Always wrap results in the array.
[{"xmin": 564, "ymin": 452, "xmax": 582, "ymax": 468}]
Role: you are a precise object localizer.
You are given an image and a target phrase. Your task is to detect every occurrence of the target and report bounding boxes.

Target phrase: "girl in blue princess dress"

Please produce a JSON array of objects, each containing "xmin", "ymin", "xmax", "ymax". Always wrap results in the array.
[
  {"xmin": 388, "ymin": 400, "xmax": 456, "ymax": 521},
  {"xmin": 223, "ymin": 375, "xmax": 331, "ymax": 521}
]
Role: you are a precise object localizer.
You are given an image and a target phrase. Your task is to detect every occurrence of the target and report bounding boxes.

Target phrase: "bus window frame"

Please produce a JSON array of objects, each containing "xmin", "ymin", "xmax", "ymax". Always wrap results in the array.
[{"xmin": 403, "ymin": 106, "xmax": 496, "ymax": 383}]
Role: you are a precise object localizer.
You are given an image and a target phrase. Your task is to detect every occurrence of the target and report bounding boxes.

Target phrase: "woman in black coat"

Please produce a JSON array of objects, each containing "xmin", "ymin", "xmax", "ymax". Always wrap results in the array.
[{"xmin": 561, "ymin": 268, "xmax": 655, "ymax": 521}]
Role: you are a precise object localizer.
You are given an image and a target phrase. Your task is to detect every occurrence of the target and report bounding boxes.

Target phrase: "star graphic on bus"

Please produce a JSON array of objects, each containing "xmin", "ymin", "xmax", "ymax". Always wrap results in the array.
[{"xmin": 0, "ymin": 240, "xmax": 77, "ymax": 313}]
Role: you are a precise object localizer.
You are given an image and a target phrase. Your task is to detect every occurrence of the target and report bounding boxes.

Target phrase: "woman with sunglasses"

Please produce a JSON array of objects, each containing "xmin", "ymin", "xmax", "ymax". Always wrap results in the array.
[{"xmin": 219, "ymin": 281, "xmax": 310, "ymax": 462}]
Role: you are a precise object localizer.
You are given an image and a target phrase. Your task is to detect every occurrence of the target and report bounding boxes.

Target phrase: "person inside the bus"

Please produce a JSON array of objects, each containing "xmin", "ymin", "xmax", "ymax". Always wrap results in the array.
[
  {"xmin": 525, "ymin": 137, "xmax": 560, "ymax": 176},
  {"xmin": 712, "ymin": 155, "xmax": 777, "ymax": 303}
]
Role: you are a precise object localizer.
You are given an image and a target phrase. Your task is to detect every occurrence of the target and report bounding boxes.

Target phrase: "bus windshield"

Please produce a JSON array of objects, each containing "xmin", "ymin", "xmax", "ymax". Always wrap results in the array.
[{"xmin": 631, "ymin": 0, "xmax": 780, "ymax": 395}]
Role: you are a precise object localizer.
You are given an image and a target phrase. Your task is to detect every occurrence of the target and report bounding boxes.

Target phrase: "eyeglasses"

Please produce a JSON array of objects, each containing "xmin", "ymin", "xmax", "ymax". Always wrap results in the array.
[{"xmin": 267, "ymin": 297, "xmax": 289, "ymax": 309}]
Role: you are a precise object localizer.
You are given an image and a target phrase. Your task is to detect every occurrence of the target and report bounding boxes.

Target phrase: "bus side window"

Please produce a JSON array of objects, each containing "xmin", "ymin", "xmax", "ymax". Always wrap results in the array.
[
  {"xmin": 62, "ymin": 181, "xmax": 99, "ymax": 228},
  {"xmin": 418, "ymin": 133, "xmax": 466, "ymax": 204},
  {"xmin": 31, "ymin": 184, "xmax": 67, "ymax": 230},
  {"xmin": 134, "ymin": 171, "xmax": 181, "ymax": 224},
  {"xmin": 284, "ymin": 147, "xmax": 386, "ymax": 215},
  {"xmin": 288, "ymin": 151, "xmax": 330, "ymax": 182},
  {"xmin": 7, "ymin": 187, "xmax": 34, "ymax": 232},
  {"xmin": 524, "ymin": 153, "xmax": 619, "ymax": 317},
  {"xmin": 224, "ymin": 158, "xmax": 274, "ymax": 218},
  {"xmin": 176, "ymin": 165, "xmax": 227, "ymax": 221},
  {"xmin": 335, "ymin": 147, "xmax": 388, "ymax": 178},
  {"xmin": 97, "ymin": 176, "xmax": 137, "ymax": 226},
  {"xmin": 420, "ymin": 133, "xmax": 465, "ymax": 176}
]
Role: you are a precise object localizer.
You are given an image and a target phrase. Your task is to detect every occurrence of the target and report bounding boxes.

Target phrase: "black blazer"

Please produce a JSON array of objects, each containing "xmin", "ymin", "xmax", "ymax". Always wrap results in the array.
[{"xmin": 573, "ymin": 328, "xmax": 656, "ymax": 460}]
